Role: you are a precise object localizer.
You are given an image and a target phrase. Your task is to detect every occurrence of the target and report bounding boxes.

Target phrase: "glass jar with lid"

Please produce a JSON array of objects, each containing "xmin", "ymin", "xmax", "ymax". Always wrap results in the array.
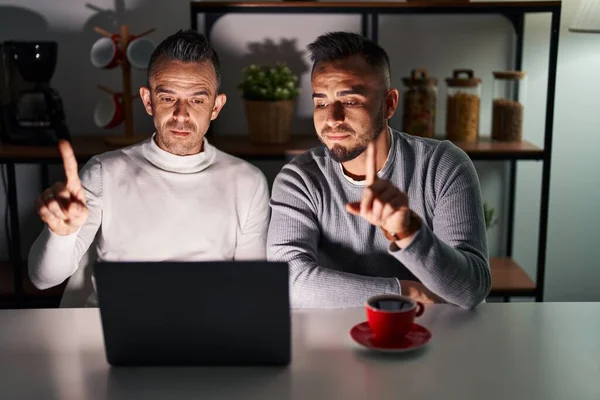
[
  {"xmin": 445, "ymin": 69, "xmax": 482, "ymax": 143},
  {"xmin": 402, "ymin": 68, "xmax": 437, "ymax": 138},
  {"xmin": 491, "ymin": 71, "xmax": 527, "ymax": 141}
]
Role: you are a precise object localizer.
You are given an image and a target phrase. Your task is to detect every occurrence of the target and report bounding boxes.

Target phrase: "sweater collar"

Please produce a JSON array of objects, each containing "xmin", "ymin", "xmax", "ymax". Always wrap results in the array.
[{"xmin": 142, "ymin": 133, "xmax": 216, "ymax": 174}]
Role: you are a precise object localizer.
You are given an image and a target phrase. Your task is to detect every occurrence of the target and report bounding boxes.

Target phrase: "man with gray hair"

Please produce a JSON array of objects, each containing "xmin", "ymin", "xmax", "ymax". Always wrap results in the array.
[{"xmin": 28, "ymin": 30, "xmax": 270, "ymax": 306}]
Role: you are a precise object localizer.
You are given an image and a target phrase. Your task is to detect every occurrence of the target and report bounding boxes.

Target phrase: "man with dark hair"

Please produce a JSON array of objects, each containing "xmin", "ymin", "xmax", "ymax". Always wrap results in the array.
[
  {"xmin": 267, "ymin": 31, "xmax": 490, "ymax": 309},
  {"xmin": 28, "ymin": 30, "xmax": 270, "ymax": 306}
]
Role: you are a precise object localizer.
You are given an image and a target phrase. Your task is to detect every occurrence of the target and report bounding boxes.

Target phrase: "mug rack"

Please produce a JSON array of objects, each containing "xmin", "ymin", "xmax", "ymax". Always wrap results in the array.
[{"xmin": 92, "ymin": 25, "xmax": 155, "ymax": 146}]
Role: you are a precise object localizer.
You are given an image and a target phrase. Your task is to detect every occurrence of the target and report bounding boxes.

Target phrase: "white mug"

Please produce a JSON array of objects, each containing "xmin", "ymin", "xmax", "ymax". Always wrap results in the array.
[
  {"xmin": 126, "ymin": 37, "xmax": 155, "ymax": 70},
  {"xmin": 90, "ymin": 35, "xmax": 122, "ymax": 69},
  {"xmin": 91, "ymin": 35, "xmax": 155, "ymax": 70}
]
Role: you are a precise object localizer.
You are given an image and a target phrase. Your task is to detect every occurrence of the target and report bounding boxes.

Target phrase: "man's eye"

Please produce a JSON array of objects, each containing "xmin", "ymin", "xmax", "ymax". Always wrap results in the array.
[
  {"xmin": 161, "ymin": 97, "xmax": 173, "ymax": 102},
  {"xmin": 344, "ymin": 101, "xmax": 359, "ymax": 106},
  {"xmin": 315, "ymin": 103, "xmax": 327, "ymax": 109},
  {"xmin": 193, "ymin": 99, "xmax": 204, "ymax": 104}
]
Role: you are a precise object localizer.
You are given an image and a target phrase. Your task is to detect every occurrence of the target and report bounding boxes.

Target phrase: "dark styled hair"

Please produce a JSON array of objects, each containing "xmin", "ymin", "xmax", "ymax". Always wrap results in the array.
[
  {"xmin": 307, "ymin": 31, "xmax": 391, "ymax": 88},
  {"xmin": 147, "ymin": 29, "xmax": 221, "ymax": 91}
]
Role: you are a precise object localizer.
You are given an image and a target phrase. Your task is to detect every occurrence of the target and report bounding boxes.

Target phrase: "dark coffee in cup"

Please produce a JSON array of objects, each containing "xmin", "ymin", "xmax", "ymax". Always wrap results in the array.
[{"xmin": 367, "ymin": 296, "xmax": 415, "ymax": 312}]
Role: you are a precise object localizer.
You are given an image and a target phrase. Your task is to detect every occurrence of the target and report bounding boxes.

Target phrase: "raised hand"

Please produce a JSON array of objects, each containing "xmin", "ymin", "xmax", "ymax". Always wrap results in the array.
[
  {"xmin": 345, "ymin": 142, "xmax": 413, "ymax": 240},
  {"xmin": 35, "ymin": 140, "xmax": 88, "ymax": 236},
  {"xmin": 345, "ymin": 143, "xmax": 440, "ymax": 302}
]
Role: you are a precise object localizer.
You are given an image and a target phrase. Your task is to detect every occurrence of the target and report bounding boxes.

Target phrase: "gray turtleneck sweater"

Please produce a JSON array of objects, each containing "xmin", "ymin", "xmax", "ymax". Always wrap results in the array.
[
  {"xmin": 267, "ymin": 128, "xmax": 490, "ymax": 309},
  {"xmin": 28, "ymin": 134, "xmax": 270, "ymax": 306}
]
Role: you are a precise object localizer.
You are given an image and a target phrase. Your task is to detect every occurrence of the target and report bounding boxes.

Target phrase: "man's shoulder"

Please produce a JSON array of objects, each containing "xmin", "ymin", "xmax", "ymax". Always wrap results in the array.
[
  {"xmin": 278, "ymin": 145, "xmax": 330, "ymax": 182},
  {"xmin": 88, "ymin": 137, "xmax": 147, "ymax": 165},
  {"xmin": 285, "ymin": 143, "xmax": 329, "ymax": 171},
  {"xmin": 392, "ymin": 129, "xmax": 471, "ymax": 168},
  {"xmin": 212, "ymin": 146, "xmax": 265, "ymax": 181},
  {"xmin": 78, "ymin": 138, "xmax": 147, "ymax": 179}
]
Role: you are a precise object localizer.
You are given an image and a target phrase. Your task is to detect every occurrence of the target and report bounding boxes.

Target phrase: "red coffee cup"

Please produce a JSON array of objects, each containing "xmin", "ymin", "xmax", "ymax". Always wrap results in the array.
[
  {"xmin": 366, "ymin": 294, "xmax": 424, "ymax": 344},
  {"xmin": 93, "ymin": 93, "xmax": 124, "ymax": 129},
  {"xmin": 90, "ymin": 35, "xmax": 123, "ymax": 69}
]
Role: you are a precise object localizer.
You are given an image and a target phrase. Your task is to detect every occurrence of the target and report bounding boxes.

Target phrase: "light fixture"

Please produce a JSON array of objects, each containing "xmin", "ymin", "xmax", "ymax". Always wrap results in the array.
[{"xmin": 570, "ymin": 0, "xmax": 600, "ymax": 33}]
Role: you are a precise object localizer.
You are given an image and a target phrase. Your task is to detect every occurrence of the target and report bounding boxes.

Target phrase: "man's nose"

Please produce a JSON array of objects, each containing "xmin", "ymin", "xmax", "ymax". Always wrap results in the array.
[
  {"xmin": 173, "ymin": 101, "xmax": 190, "ymax": 121},
  {"xmin": 325, "ymin": 101, "xmax": 344, "ymax": 126}
]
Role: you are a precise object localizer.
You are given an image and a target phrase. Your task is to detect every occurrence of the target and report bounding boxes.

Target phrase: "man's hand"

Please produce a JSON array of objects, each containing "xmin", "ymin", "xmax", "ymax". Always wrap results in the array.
[
  {"xmin": 35, "ymin": 140, "xmax": 88, "ymax": 236},
  {"xmin": 401, "ymin": 280, "xmax": 446, "ymax": 304},
  {"xmin": 345, "ymin": 142, "xmax": 415, "ymax": 241}
]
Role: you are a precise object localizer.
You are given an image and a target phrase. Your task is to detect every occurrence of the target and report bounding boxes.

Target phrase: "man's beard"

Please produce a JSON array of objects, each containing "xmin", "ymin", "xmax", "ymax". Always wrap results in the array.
[
  {"xmin": 320, "ymin": 110, "xmax": 386, "ymax": 163},
  {"xmin": 156, "ymin": 120, "xmax": 202, "ymax": 155},
  {"xmin": 327, "ymin": 142, "xmax": 366, "ymax": 163}
]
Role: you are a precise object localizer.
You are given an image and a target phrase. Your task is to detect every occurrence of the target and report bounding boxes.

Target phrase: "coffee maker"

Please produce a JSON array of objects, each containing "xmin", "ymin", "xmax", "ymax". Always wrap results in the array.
[{"xmin": 0, "ymin": 41, "xmax": 69, "ymax": 145}]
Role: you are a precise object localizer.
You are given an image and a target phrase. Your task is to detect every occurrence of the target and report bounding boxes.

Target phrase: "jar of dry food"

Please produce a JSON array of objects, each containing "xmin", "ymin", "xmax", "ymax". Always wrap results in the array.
[
  {"xmin": 491, "ymin": 71, "xmax": 527, "ymax": 141},
  {"xmin": 445, "ymin": 69, "xmax": 482, "ymax": 143},
  {"xmin": 402, "ymin": 68, "xmax": 437, "ymax": 138}
]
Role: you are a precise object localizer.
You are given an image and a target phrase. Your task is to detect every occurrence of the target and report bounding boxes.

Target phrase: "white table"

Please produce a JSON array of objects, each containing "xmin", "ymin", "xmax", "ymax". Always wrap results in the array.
[{"xmin": 1, "ymin": 303, "xmax": 599, "ymax": 400}]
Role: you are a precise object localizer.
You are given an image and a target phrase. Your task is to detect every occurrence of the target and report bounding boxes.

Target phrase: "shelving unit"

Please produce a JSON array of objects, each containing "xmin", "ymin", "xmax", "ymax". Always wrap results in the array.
[
  {"xmin": 0, "ymin": 131, "xmax": 542, "ymax": 305},
  {"xmin": 0, "ymin": 1, "xmax": 560, "ymax": 307},
  {"xmin": 189, "ymin": 1, "xmax": 561, "ymax": 302},
  {"xmin": 0, "ymin": 134, "xmax": 544, "ymax": 161}
]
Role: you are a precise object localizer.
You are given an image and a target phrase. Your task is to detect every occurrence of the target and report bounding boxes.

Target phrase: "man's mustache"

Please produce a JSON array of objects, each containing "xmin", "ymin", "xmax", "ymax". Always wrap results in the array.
[
  {"xmin": 321, "ymin": 125, "xmax": 355, "ymax": 135},
  {"xmin": 166, "ymin": 123, "xmax": 196, "ymax": 132}
]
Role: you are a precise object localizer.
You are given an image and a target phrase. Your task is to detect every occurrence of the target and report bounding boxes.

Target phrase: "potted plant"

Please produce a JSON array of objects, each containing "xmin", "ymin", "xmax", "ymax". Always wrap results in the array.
[{"xmin": 238, "ymin": 63, "xmax": 300, "ymax": 144}]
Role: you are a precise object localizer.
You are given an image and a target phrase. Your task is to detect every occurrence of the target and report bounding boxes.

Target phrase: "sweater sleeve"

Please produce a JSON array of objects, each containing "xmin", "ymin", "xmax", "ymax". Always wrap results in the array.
[
  {"xmin": 389, "ymin": 143, "xmax": 491, "ymax": 309},
  {"xmin": 233, "ymin": 171, "xmax": 270, "ymax": 260},
  {"xmin": 267, "ymin": 165, "xmax": 400, "ymax": 309},
  {"xmin": 28, "ymin": 157, "xmax": 103, "ymax": 290}
]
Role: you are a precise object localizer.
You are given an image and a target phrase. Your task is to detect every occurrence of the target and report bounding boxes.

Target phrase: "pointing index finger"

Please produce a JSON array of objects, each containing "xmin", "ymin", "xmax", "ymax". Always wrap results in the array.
[
  {"xmin": 58, "ymin": 140, "xmax": 80, "ymax": 190},
  {"xmin": 365, "ymin": 141, "xmax": 377, "ymax": 186}
]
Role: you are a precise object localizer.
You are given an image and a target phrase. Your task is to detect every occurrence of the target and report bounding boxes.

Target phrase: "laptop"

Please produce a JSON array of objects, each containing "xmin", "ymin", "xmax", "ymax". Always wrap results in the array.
[{"xmin": 93, "ymin": 261, "xmax": 290, "ymax": 367}]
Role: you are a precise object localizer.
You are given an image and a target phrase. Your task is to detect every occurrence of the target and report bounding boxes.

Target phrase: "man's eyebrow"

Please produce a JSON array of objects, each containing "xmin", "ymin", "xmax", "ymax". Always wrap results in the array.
[
  {"xmin": 311, "ymin": 86, "xmax": 368, "ymax": 99},
  {"xmin": 337, "ymin": 86, "xmax": 367, "ymax": 96},
  {"xmin": 154, "ymin": 87, "xmax": 210, "ymax": 96},
  {"xmin": 155, "ymin": 86, "xmax": 175, "ymax": 94}
]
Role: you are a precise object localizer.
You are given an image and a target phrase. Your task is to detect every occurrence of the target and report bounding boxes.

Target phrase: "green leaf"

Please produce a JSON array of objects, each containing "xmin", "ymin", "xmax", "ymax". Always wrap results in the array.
[
  {"xmin": 483, "ymin": 201, "xmax": 498, "ymax": 231},
  {"xmin": 238, "ymin": 62, "xmax": 300, "ymax": 101}
]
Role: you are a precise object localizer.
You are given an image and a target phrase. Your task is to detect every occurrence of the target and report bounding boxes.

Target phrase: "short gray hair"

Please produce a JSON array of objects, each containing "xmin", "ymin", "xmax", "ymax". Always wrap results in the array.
[{"xmin": 147, "ymin": 29, "xmax": 221, "ymax": 90}]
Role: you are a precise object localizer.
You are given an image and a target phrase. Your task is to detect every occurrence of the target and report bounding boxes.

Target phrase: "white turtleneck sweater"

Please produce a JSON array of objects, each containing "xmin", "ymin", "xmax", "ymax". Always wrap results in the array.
[{"xmin": 28, "ymin": 134, "xmax": 270, "ymax": 306}]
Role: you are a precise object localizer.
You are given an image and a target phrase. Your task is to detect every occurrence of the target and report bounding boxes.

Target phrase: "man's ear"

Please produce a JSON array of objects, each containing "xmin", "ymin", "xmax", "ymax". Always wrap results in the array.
[
  {"xmin": 140, "ymin": 86, "xmax": 153, "ymax": 116},
  {"xmin": 385, "ymin": 88, "xmax": 399, "ymax": 120},
  {"xmin": 211, "ymin": 93, "xmax": 227, "ymax": 121}
]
